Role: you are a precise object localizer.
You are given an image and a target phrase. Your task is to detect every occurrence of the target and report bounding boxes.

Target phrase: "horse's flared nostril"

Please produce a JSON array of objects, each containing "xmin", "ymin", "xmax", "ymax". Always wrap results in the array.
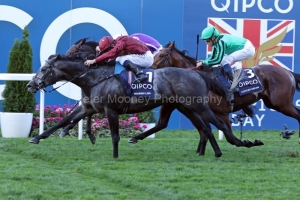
[{"xmin": 26, "ymin": 83, "xmax": 31, "ymax": 88}]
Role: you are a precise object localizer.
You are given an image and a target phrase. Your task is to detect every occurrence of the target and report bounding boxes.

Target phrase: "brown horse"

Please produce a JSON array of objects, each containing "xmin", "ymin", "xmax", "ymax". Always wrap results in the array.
[{"xmin": 143, "ymin": 41, "xmax": 300, "ymax": 146}]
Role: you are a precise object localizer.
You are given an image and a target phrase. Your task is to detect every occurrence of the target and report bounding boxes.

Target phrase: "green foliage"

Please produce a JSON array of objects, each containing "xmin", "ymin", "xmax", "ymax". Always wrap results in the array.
[
  {"xmin": 1, "ymin": 27, "xmax": 36, "ymax": 113},
  {"xmin": 136, "ymin": 109, "xmax": 157, "ymax": 123}
]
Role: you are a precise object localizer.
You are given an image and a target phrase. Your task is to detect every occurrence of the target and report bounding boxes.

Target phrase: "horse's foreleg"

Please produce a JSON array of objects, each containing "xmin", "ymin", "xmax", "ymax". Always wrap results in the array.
[
  {"xmin": 59, "ymin": 123, "xmax": 75, "ymax": 137},
  {"xmin": 105, "ymin": 108, "xmax": 120, "ymax": 158},
  {"xmin": 85, "ymin": 115, "xmax": 96, "ymax": 144},
  {"xmin": 29, "ymin": 106, "xmax": 90, "ymax": 144},
  {"xmin": 128, "ymin": 105, "xmax": 175, "ymax": 143},
  {"xmin": 59, "ymin": 115, "xmax": 96, "ymax": 144}
]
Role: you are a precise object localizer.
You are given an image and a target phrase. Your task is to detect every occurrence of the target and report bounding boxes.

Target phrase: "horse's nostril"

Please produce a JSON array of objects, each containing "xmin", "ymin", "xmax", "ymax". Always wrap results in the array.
[{"xmin": 26, "ymin": 84, "xmax": 31, "ymax": 88}]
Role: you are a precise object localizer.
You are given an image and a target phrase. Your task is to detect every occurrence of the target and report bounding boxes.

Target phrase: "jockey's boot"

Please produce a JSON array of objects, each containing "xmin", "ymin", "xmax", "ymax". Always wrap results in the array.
[
  {"xmin": 213, "ymin": 67, "xmax": 234, "ymax": 111},
  {"xmin": 223, "ymin": 64, "xmax": 234, "ymax": 81},
  {"xmin": 124, "ymin": 61, "xmax": 148, "ymax": 84},
  {"xmin": 226, "ymin": 70, "xmax": 234, "ymax": 81}
]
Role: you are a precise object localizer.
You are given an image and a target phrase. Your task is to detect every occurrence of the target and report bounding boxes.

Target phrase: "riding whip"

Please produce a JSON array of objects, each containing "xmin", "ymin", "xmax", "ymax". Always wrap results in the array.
[{"xmin": 195, "ymin": 34, "xmax": 199, "ymax": 61}]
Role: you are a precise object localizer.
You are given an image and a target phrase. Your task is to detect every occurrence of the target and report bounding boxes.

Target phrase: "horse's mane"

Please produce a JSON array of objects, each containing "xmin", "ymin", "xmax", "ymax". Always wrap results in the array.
[
  {"xmin": 164, "ymin": 42, "xmax": 197, "ymax": 66},
  {"xmin": 48, "ymin": 53, "xmax": 89, "ymax": 62}
]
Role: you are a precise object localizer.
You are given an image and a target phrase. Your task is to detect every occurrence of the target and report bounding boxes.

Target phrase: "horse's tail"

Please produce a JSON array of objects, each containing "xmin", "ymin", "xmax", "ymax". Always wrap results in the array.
[
  {"xmin": 196, "ymin": 72, "xmax": 227, "ymax": 99},
  {"xmin": 291, "ymin": 72, "xmax": 300, "ymax": 91}
]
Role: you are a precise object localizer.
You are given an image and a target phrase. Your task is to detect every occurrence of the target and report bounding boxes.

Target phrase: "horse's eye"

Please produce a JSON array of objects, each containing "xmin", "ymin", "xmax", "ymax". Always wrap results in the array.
[
  {"xmin": 41, "ymin": 67, "xmax": 46, "ymax": 72},
  {"xmin": 159, "ymin": 54, "xmax": 164, "ymax": 58}
]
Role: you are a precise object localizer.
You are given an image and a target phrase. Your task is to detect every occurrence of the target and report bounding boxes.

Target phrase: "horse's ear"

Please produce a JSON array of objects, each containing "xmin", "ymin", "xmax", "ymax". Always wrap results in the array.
[
  {"xmin": 56, "ymin": 54, "xmax": 61, "ymax": 60},
  {"xmin": 82, "ymin": 38, "xmax": 87, "ymax": 44},
  {"xmin": 169, "ymin": 41, "xmax": 176, "ymax": 49}
]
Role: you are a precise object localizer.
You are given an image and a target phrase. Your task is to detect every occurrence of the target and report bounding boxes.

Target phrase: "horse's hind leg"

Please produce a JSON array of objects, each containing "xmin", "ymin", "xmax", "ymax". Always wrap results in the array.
[
  {"xmin": 200, "ymin": 107, "xmax": 263, "ymax": 148},
  {"xmin": 176, "ymin": 106, "xmax": 222, "ymax": 157},
  {"xmin": 197, "ymin": 113, "xmax": 231, "ymax": 155},
  {"xmin": 128, "ymin": 105, "xmax": 175, "ymax": 143},
  {"xmin": 105, "ymin": 108, "xmax": 120, "ymax": 158},
  {"xmin": 197, "ymin": 132, "xmax": 208, "ymax": 155}
]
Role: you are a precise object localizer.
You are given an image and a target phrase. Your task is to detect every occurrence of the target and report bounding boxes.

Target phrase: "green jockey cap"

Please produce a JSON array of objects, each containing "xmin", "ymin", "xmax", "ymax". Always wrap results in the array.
[{"xmin": 200, "ymin": 26, "xmax": 219, "ymax": 40}]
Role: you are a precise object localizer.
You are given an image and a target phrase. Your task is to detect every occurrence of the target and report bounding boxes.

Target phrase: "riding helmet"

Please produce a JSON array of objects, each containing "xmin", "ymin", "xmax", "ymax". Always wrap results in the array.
[
  {"xmin": 200, "ymin": 26, "xmax": 219, "ymax": 40},
  {"xmin": 99, "ymin": 36, "xmax": 114, "ymax": 52}
]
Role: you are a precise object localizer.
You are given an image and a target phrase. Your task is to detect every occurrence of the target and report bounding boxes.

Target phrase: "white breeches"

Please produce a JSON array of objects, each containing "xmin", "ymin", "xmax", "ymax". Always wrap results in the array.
[
  {"xmin": 116, "ymin": 50, "xmax": 154, "ymax": 68},
  {"xmin": 220, "ymin": 40, "xmax": 255, "ymax": 67}
]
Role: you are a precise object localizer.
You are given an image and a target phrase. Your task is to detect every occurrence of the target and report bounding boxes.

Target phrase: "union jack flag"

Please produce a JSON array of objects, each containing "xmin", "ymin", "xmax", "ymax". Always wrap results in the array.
[{"xmin": 206, "ymin": 18, "xmax": 295, "ymax": 71}]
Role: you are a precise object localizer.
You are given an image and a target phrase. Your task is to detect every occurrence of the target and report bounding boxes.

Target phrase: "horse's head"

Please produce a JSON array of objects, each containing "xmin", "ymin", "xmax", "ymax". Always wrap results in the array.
[
  {"xmin": 27, "ymin": 53, "xmax": 88, "ymax": 93},
  {"xmin": 66, "ymin": 37, "xmax": 98, "ymax": 56},
  {"xmin": 152, "ymin": 41, "xmax": 196, "ymax": 69},
  {"xmin": 26, "ymin": 54, "xmax": 61, "ymax": 93}
]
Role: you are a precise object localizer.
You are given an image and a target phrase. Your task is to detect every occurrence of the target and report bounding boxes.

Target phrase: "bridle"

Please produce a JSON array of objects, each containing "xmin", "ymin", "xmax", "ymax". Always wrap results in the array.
[
  {"xmin": 34, "ymin": 56, "xmax": 91, "ymax": 92},
  {"xmin": 32, "ymin": 59, "xmax": 54, "ymax": 92},
  {"xmin": 152, "ymin": 47, "xmax": 173, "ymax": 68}
]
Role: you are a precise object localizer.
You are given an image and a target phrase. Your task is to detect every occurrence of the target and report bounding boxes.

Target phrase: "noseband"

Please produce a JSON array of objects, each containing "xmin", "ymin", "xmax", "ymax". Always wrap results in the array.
[{"xmin": 33, "ymin": 59, "xmax": 54, "ymax": 90}]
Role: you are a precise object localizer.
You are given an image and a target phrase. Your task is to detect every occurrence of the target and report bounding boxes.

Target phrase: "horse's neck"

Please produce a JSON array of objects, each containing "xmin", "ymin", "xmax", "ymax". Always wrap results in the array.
[
  {"xmin": 66, "ymin": 63, "xmax": 115, "ymax": 88},
  {"xmin": 81, "ymin": 46, "xmax": 96, "ymax": 56}
]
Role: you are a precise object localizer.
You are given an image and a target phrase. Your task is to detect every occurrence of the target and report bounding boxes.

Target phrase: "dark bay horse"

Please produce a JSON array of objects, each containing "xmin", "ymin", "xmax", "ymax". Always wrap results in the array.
[
  {"xmin": 145, "ymin": 41, "xmax": 300, "ymax": 146},
  {"xmin": 64, "ymin": 38, "xmax": 263, "ymax": 156},
  {"xmin": 26, "ymin": 53, "xmax": 263, "ymax": 158}
]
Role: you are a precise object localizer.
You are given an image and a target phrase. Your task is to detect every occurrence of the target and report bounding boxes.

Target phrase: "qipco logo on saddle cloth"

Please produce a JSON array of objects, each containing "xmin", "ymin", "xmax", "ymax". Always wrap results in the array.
[
  {"xmin": 131, "ymin": 70, "xmax": 155, "ymax": 98},
  {"xmin": 238, "ymin": 69, "xmax": 262, "ymax": 95}
]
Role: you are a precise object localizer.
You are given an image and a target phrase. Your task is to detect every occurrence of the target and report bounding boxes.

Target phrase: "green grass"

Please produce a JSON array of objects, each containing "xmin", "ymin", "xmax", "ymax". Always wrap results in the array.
[{"xmin": 0, "ymin": 130, "xmax": 299, "ymax": 200}]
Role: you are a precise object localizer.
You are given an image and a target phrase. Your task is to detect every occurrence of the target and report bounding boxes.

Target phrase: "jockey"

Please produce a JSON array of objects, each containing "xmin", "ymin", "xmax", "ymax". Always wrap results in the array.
[
  {"xmin": 196, "ymin": 26, "xmax": 255, "ymax": 88},
  {"xmin": 84, "ymin": 35, "xmax": 153, "ymax": 83}
]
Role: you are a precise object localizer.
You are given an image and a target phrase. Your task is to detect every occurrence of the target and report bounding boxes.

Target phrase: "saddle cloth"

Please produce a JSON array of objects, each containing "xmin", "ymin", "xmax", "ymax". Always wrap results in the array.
[
  {"xmin": 114, "ymin": 62, "xmax": 155, "ymax": 98},
  {"xmin": 235, "ymin": 68, "xmax": 262, "ymax": 96}
]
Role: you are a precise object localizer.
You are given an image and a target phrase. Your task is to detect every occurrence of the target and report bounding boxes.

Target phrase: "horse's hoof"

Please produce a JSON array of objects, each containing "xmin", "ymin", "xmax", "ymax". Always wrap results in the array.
[
  {"xmin": 29, "ymin": 138, "xmax": 40, "ymax": 144},
  {"xmin": 89, "ymin": 135, "xmax": 96, "ymax": 145},
  {"xmin": 254, "ymin": 139, "xmax": 264, "ymax": 146},
  {"xmin": 243, "ymin": 139, "xmax": 253, "ymax": 148},
  {"xmin": 59, "ymin": 131, "xmax": 69, "ymax": 137},
  {"xmin": 128, "ymin": 138, "xmax": 138, "ymax": 144},
  {"xmin": 215, "ymin": 152, "xmax": 222, "ymax": 158}
]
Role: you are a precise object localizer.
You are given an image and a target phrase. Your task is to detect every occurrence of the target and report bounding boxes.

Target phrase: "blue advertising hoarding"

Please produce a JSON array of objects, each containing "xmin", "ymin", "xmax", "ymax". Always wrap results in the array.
[{"xmin": 0, "ymin": 0, "xmax": 299, "ymax": 130}]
